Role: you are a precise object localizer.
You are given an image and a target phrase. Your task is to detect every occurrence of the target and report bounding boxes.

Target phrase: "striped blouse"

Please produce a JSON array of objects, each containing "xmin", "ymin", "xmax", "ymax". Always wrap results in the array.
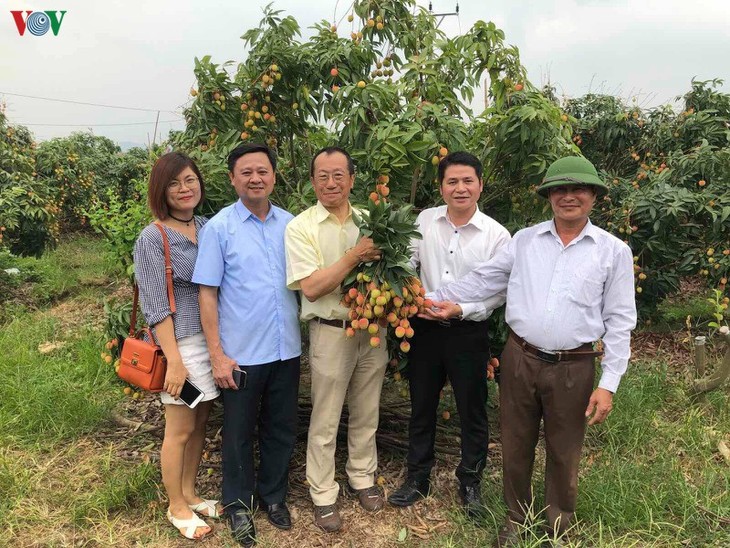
[{"xmin": 132, "ymin": 217, "xmax": 207, "ymax": 341}]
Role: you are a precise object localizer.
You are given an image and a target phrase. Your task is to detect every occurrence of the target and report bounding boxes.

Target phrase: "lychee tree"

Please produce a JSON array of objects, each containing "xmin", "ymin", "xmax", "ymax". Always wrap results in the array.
[
  {"xmin": 172, "ymin": 0, "xmax": 568, "ymax": 215},
  {"xmin": 568, "ymin": 79, "xmax": 730, "ymax": 317},
  {"xmin": 0, "ymin": 109, "xmax": 56, "ymax": 257},
  {"xmin": 170, "ymin": 1, "xmax": 579, "ymax": 363},
  {"xmin": 35, "ymin": 133, "xmax": 125, "ymax": 231}
]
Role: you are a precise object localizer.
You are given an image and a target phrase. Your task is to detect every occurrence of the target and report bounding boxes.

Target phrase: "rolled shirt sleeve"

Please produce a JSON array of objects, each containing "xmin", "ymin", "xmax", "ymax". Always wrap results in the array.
[{"xmin": 133, "ymin": 229, "xmax": 172, "ymax": 327}]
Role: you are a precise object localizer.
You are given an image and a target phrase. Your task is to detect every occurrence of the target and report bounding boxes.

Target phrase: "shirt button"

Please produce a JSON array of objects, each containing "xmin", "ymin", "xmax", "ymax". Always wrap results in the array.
[
  {"xmin": 445, "ymin": 271, "xmax": 449, "ymax": 274},
  {"xmin": 450, "ymin": 251, "xmax": 453, "ymax": 254}
]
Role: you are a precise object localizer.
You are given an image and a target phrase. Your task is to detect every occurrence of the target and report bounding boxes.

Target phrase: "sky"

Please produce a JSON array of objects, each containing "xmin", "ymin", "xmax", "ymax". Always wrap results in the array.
[{"xmin": 2, "ymin": 0, "xmax": 728, "ymax": 147}]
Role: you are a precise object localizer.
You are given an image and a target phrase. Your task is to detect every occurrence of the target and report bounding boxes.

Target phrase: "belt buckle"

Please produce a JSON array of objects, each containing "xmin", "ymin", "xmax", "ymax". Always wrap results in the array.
[
  {"xmin": 535, "ymin": 349, "xmax": 560, "ymax": 363},
  {"xmin": 438, "ymin": 319, "xmax": 452, "ymax": 328}
]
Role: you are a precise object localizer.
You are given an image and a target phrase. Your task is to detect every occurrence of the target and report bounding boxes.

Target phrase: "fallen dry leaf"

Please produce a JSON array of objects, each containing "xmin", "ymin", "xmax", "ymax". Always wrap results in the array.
[{"xmin": 38, "ymin": 341, "xmax": 66, "ymax": 354}]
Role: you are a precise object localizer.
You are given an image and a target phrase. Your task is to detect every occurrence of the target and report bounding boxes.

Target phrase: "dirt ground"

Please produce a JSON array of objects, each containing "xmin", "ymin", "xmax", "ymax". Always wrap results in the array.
[
  {"xmin": 44, "ymin": 276, "xmax": 713, "ymax": 546},
  {"xmin": 112, "ymin": 359, "xmax": 501, "ymax": 547}
]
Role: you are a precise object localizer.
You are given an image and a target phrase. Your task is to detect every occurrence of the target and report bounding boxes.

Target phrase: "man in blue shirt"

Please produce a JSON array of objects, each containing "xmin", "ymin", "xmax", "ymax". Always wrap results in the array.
[{"xmin": 193, "ymin": 144, "xmax": 301, "ymax": 547}]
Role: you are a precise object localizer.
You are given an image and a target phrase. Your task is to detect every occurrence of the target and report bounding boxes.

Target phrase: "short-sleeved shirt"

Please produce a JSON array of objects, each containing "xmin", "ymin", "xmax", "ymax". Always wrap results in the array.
[
  {"xmin": 192, "ymin": 200, "xmax": 301, "ymax": 366},
  {"xmin": 285, "ymin": 201, "xmax": 360, "ymax": 321},
  {"xmin": 132, "ymin": 217, "xmax": 207, "ymax": 341}
]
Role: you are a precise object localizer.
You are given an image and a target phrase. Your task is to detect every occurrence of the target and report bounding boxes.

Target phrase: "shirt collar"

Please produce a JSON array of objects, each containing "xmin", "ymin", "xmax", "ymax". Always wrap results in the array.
[
  {"xmin": 541, "ymin": 218, "xmax": 597, "ymax": 243},
  {"xmin": 437, "ymin": 205, "xmax": 484, "ymax": 231},
  {"xmin": 315, "ymin": 200, "xmax": 352, "ymax": 223},
  {"xmin": 235, "ymin": 200, "xmax": 275, "ymax": 222}
]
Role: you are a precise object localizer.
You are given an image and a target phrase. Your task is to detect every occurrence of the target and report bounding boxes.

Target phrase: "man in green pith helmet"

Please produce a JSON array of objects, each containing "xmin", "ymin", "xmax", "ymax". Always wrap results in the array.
[{"xmin": 423, "ymin": 156, "xmax": 637, "ymax": 546}]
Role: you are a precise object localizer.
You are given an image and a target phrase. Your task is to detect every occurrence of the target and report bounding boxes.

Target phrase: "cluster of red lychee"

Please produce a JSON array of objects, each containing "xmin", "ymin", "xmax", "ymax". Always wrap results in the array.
[
  {"xmin": 341, "ymin": 274, "xmax": 432, "ymax": 352},
  {"xmin": 368, "ymin": 174, "xmax": 391, "ymax": 206}
]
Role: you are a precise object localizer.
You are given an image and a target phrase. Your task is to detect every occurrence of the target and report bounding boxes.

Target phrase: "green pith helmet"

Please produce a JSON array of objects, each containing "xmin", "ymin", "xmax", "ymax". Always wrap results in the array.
[{"xmin": 537, "ymin": 156, "xmax": 609, "ymax": 198}]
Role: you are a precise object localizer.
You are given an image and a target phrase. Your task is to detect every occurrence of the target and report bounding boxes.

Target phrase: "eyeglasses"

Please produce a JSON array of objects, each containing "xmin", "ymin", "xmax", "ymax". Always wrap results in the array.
[
  {"xmin": 549, "ymin": 185, "xmax": 593, "ymax": 196},
  {"xmin": 315, "ymin": 171, "xmax": 349, "ymax": 184},
  {"xmin": 167, "ymin": 176, "xmax": 200, "ymax": 191}
]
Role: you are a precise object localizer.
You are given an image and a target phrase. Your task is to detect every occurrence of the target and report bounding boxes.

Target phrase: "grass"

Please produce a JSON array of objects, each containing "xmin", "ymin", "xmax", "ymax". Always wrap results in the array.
[
  {"xmin": 574, "ymin": 361, "xmax": 730, "ymax": 546},
  {"xmin": 0, "ymin": 235, "xmax": 160, "ymax": 545},
  {"xmin": 0, "ymin": 316, "xmax": 117, "ymax": 445},
  {"xmin": 418, "ymin": 360, "xmax": 730, "ymax": 547},
  {"xmin": 1, "ymin": 233, "xmax": 119, "ymax": 318},
  {"xmin": 1, "ymin": 234, "xmax": 729, "ymax": 546},
  {"xmin": 656, "ymin": 291, "xmax": 717, "ymax": 327}
]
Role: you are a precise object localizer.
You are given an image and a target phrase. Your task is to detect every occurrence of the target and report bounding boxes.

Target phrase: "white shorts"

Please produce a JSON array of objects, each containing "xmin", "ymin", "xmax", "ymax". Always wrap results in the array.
[{"xmin": 161, "ymin": 332, "xmax": 220, "ymax": 406}]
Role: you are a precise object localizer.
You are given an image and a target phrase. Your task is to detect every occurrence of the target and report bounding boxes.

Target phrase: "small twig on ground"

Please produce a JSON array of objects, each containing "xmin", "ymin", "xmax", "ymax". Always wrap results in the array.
[{"xmin": 110, "ymin": 411, "xmax": 164, "ymax": 434}]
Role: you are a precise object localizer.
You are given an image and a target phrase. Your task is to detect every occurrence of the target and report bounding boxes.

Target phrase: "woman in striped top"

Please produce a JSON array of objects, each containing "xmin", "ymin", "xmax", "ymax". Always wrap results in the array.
[{"xmin": 133, "ymin": 152, "xmax": 220, "ymax": 540}]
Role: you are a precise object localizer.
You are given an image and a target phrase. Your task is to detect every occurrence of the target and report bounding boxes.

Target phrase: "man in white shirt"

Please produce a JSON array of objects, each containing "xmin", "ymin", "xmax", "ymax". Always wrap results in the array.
[
  {"xmin": 389, "ymin": 152, "xmax": 511, "ymax": 518},
  {"xmin": 424, "ymin": 156, "xmax": 637, "ymax": 545}
]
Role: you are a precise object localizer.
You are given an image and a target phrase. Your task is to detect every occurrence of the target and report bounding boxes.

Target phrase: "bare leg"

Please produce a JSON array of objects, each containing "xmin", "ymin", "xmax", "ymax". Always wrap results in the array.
[
  {"xmin": 182, "ymin": 400, "xmax": 217, "ymax": 509},
  {"xmin": 161, "ymin": 403, "xmax": 210, "ymax": 539}
]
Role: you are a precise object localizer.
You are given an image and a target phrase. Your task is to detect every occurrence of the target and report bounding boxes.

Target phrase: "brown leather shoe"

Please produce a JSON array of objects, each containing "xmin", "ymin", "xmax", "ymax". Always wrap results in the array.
[
  {"xmin": 314, "ymin": 504, "xmax": 342, "ymax": 532},
  {"xmin": 348, "ymin": 484, "xmax": 384, "ymax": 512}
]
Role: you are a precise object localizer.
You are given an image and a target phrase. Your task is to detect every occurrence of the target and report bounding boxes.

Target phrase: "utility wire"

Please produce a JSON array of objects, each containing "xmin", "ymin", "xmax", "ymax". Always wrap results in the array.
[
  {"xmin": 17, "ymin": 120, "xmax": 183, "ymax": 127},
  {"xmin": 0, "ymin": 90, "xmax": 180, "ymax": 114}
]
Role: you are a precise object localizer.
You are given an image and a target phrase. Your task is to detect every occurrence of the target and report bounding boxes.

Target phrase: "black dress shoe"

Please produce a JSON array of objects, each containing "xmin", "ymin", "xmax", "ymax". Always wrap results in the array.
[
  {"xmin": 459, "ymin": 483, "xmax": 486, "ymax": 520},
  {"xmin": 388, "ymin": 477, "xmax": 430, "ymax": 507},
  {"xmin": 229, "ymin": 509, "xmax": 256, "ymax": 546},
  {"xmin": 264, "ymin": 502, "xmax": 292, "ymax": 530}
]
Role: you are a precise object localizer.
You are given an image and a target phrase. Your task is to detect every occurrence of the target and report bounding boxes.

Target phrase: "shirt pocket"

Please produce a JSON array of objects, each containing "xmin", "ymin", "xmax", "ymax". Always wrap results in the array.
[{"xmin": 570, "ymin": 270, "xmax": 605, "ymax": 309}]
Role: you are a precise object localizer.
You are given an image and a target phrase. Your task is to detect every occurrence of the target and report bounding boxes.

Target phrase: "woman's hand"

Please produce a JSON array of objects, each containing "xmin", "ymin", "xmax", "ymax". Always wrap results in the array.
[{"xmin": 164, "ymin": 357, "xmax": 188, "ymax": 398}]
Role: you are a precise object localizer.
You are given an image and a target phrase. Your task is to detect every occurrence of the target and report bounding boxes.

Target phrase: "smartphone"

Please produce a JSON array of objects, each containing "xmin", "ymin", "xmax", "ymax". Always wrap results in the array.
[
  {"xmin": 232, "ymin": 367, "xmax": 247, "ymax": 389},
  {"xmin": 179, "ymin": 378, "xmax": 205, "ymax": 408}
]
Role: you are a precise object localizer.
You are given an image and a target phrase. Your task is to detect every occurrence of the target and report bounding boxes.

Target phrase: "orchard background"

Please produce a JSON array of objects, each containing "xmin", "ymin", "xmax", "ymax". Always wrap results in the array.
[
  {"xmin": 1, "ymin": 1, "xmax": 729, "ymax": 546},
  {"xmin": 3, "ymin": 2, "xmax": 728, "ymax": 323}
]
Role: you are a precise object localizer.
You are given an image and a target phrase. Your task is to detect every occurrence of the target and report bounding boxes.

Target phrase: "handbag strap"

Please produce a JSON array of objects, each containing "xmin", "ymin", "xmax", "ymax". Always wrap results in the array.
[{"xmin": 129, "ymin": 222, "xmax": 177, "ymax": 337}]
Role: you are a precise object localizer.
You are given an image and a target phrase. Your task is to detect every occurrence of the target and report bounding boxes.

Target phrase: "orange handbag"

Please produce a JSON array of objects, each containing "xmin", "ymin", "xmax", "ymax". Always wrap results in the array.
[{"xmin": 118, "ymin": 223, "xmax": 177, "ymax": 392}]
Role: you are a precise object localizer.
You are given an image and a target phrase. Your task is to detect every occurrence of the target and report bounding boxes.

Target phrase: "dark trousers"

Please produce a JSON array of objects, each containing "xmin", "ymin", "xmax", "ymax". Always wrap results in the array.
[
  {"xmin": 500, "ymin": 334, "xmax": 595, "ymax": 534},
  {"xmin": 406, "ymin": 317, "xmax": 491, "ymax": 486},
  {"xmin": 221, "ymin": 356, "xmax": 300, "ymax": 513}
]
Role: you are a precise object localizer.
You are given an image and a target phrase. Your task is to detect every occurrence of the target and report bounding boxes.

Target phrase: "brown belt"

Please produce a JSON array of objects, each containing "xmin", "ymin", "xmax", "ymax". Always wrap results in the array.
[
  {"xmin": 510, "ymin": 332, "xmax": 603, "ymax": 364},
  {"xmin": 314, "ymin": 317, "xmax": 348, "ymax": 329}
]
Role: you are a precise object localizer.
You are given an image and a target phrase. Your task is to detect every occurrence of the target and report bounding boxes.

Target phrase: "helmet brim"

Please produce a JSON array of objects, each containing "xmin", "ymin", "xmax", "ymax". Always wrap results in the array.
[{"xmin": 537, "ymin": 174, "xmax": 609, "ymax": 198}]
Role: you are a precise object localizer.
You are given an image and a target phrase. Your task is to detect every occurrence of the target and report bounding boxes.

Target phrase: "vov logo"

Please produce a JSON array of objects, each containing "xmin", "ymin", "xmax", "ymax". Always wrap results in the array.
[{"xmin": 11, "ymin": 10, "xmax": 67, "ymax": 36}]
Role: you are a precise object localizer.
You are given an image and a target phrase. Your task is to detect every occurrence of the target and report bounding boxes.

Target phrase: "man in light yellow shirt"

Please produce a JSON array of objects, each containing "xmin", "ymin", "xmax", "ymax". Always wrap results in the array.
[{"xmin": 285, "ymin": 147, "xmax": 386, "ymax": 532}]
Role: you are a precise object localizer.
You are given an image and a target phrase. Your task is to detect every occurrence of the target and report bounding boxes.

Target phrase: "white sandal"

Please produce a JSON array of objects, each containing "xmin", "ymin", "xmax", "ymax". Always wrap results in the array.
[
  {"xmin": 189, "ymin": 499, "xmax": 222, "ymax": 519},
  {"xmin": 167, "ymin": 509, "xmax": 211, "ymax": 540}
]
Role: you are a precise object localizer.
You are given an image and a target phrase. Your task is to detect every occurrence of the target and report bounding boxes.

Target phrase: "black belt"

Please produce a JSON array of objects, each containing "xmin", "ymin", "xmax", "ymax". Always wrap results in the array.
[
  {"xmin": 435, "ymin": 318, "xmax": 482, "ymax": 328},
  {"xmin": 411, "ymin": 316, "xmax": 484, "ymax": 329},
  {"xmin": 510, "ymin": 332, "xmax": 603, "ymax": 364},
  {"xmin": 314, "ymin": 317, "xmax": 348, "ymax": 329}
]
